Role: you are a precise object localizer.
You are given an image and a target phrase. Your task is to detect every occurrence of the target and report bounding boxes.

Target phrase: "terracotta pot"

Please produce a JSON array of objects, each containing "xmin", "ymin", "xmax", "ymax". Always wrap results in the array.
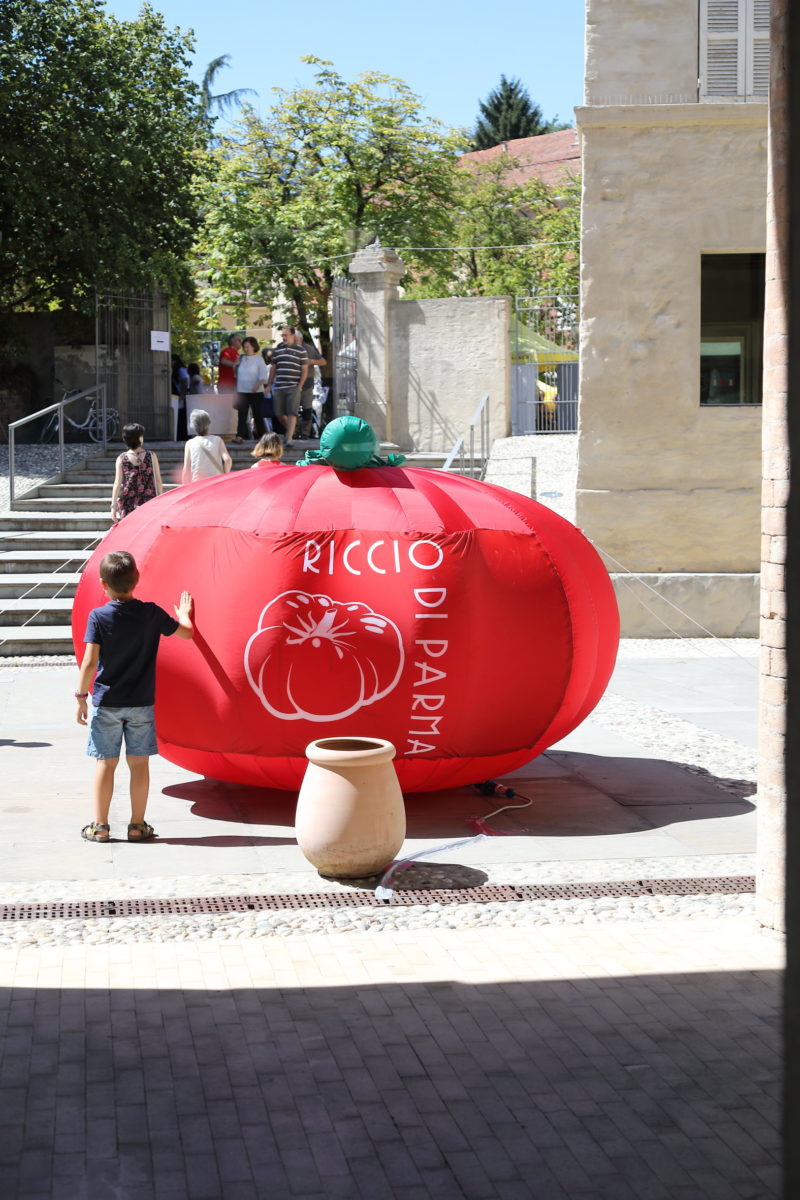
[{"xmin": 296, "ymin": 737, "xmax": 406, "ymax": 878}]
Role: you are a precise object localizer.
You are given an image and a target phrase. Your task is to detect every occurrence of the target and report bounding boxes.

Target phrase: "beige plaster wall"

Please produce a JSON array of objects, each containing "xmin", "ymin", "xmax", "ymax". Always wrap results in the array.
[
  {"xmin": 389, "ymin": 296, "xmax": 511, "ymax": 453},
  {"xmin": 576, "ymin": 104, "xmax": 767, "ymax": 573},
  {"xmin": 585, "ymin": 0, "xmax": 699, "ymax": 103}
]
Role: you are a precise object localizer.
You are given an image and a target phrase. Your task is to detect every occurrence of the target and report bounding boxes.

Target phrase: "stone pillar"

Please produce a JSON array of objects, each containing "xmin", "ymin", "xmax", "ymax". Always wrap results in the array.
[
  {"xmin": 756, "ymin": 0, "xmax": 789, "ymax": 932},
  {"xmin": 348, "ymin": 245, "xmax": 405, "ymax": 444},
  {"xmin": 783, "ymin": 1, "xmax": 800, "ymax": 1192}
]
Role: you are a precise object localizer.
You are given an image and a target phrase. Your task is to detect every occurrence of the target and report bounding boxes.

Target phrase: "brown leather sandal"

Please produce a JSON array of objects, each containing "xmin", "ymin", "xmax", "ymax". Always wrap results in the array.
[
  {"xmin": 81, "ymin": 823, "xmax": 110, "ymax": 843},
  {"xmin": 127, "ymin": 822, "xmax": 156, "ymax": 842}
]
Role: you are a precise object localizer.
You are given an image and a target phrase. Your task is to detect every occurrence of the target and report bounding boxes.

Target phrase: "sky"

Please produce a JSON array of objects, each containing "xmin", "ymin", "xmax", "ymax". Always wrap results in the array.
[{"xmin": 103, "ymin": 0, "xmax": 585, "ymax": 133}]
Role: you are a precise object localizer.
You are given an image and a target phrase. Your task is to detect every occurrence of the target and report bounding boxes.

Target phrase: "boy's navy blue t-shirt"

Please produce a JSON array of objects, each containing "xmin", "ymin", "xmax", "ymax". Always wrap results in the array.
[{"xmin": 84, "ymin": 599, "xmax": 179, "ymax": 707}]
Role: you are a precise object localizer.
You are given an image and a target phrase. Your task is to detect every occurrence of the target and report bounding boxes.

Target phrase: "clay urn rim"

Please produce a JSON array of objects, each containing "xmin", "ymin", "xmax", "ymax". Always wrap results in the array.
[{"xmin": 305, "ymin": 736, "xmax": 397, "ymax": 765}]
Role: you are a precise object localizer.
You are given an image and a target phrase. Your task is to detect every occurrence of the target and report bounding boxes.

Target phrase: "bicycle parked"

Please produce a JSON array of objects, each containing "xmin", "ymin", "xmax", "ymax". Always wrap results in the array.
[{"xmin": 39, "ymin": 390, "xmax": 120, "ymax": 444}]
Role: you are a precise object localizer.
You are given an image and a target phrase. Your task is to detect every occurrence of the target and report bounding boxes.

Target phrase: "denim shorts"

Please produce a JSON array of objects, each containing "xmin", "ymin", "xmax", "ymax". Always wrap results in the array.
[{"xmin": 87, "ymin": 705, "xmax": 158, "ymax": 759}]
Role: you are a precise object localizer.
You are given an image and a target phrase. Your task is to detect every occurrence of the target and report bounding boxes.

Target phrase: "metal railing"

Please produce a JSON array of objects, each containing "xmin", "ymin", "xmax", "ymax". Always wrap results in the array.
[
  {"xmin": 441, "ymin": 393, "xmax": 491, "ymax": 479},
  {"xmin": 8, "ymin": 384, "xmax": 109, "ymax": 505}
]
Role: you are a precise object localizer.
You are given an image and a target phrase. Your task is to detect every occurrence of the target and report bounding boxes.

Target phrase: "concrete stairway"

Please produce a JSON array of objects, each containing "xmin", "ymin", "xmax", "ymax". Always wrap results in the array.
[{"xmin": 0, "ymin": 442, "xmax": 447, "ymax": 656}]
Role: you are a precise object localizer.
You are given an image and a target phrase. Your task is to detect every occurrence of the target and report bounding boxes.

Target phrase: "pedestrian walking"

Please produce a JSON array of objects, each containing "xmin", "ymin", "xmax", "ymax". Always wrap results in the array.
[
  {"xmin": 182, "ymin": 409, "xmax": 233, "ymax": 482},
  {"xmin": 233, "ymin": 336, "xmax": 269, "ymax": 443},
  {"xmin": 294, "ymin": 329, "xmax": 326, "ymax": 438},
  {"xmin": 111, "ymin": 424, "xmax": 163, "ymax": 524},
  {"xmin": 267, "ymin": 325, "xmax": 308, "ymax": 445}
]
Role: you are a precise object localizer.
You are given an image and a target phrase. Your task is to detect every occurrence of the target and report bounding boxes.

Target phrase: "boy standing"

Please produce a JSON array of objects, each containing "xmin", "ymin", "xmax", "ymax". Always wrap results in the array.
[{"xmin": 75, "ymin": 550, "xmax": 194, "ymax": 843}]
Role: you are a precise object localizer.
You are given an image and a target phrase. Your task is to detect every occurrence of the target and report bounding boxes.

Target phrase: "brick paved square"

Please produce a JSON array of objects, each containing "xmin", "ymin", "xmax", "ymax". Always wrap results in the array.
[{"xmin": 0, "ymin": 893, "xmax": 782, "ymax": 1200}]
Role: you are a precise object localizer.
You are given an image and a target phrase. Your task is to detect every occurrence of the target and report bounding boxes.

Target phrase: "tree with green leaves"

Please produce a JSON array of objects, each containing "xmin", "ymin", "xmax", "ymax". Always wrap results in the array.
[
  {"xmin": 406, "ymin": 156, "xmax": 580, "ymax": 302},
  {"xmin": 472, "ymin": 76, "xmax": 570, "ymax": 150},
  {"xmin": 194, "ymin": 58, "xmax": 464, "ymax": 361},
  {"xmin": 0, "ymin": 0, "xmax": 210, "ymax": 312},
  {"xmin": 200, "ymin": 54, "xmax": 257, "ymax": 118}
]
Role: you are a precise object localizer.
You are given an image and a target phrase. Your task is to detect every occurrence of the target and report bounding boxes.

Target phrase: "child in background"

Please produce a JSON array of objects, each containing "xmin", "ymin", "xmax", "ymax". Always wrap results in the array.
[
  {"xmin": 75, "ymin": 550, "xmax": 194, "ymax": 843},
  {"xmin": 250, "ymin": 432, "xmax": 284, "ymax": 467}
]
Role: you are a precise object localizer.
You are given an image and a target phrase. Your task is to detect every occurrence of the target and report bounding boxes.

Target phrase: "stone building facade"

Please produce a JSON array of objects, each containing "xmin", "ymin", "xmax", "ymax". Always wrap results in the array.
[{"xmin": 576, "ymin": 0, "xmax": 769, "ymax": 636}]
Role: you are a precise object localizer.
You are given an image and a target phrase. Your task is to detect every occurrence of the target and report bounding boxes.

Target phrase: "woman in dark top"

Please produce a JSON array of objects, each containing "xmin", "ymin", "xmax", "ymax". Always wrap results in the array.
[{"xmin": 111, "ymin": 424, "xmax": 163, "ymax": 524}]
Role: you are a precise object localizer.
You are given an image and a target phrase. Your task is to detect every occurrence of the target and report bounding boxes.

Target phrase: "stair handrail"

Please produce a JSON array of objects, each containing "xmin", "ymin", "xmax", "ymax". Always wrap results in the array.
[
  {"xmin": 7, "ymin": 384, "xmax": 109, "ymax": 505},
  {"xmin": 441, "ymin": 393, "xmax": 490, "ymax": 479}
]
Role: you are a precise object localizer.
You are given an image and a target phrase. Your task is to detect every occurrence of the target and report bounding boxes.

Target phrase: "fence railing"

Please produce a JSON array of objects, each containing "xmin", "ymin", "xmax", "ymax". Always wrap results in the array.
[
  {"xmin": 7, "ymin": 385, "xmax": 110, "ymax": 505},
  {"xmin": 441, "ymin": 393, "xmax": 491, "ymax": 479}
]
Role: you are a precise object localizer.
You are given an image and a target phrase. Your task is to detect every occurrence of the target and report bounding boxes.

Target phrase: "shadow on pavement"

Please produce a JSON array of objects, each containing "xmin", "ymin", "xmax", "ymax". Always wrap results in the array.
[
  {"xmin": 162, "ymin": 752, "xmax": 756, "ymax": 841},
  {"xmin": 106, "ymin": 834, "xmax": 296, "ymax": 848},
  {"xmin": 0, "ymin": 968, "xmax": 779, "ymax": 1199},
  {"xmin": 0, "ymin": 738, "xmax": 52, "ymax": 749},
  {"xmin": 322, "ymin": 862, "xmax": 490, "ymax": 892}
]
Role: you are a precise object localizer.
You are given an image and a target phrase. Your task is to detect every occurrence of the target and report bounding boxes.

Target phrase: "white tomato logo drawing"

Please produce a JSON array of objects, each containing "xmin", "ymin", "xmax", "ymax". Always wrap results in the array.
[{"xmin": 244, "ymin": 591, "xmax": 405, "ymax": 721}]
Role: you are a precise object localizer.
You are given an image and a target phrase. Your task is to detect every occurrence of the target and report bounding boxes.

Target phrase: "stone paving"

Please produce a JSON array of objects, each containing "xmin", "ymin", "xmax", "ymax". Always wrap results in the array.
[
  {"xmin": 0, "ymin": 637, "xmax": 784, "ymax": 1198},
  {"xmin": 0, "ymin": 923, "xmax": 781, "ymax": 1200}
]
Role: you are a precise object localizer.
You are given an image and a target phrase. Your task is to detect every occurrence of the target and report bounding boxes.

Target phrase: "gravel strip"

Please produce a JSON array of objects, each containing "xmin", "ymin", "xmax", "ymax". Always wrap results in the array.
[
  {"xmin": 0, "ymin": 855, "xmax": 758, "ymax": 947},
  {"xmin": 0, "ymin": 445, "xmax": 92, "ymax": 508},
  {"xmin": 591, "ymin": 693, "xmax": 756, "ymax": 797},
  {"xmin": 0, "ymin": 891, "xmax": 756, "ymax": 948}
]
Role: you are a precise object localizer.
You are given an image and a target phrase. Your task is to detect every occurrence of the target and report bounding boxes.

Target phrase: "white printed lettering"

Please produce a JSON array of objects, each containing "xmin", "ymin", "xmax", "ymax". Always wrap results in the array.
[
  {"xmin": 406, "ymin": 739, "xmax": 437, "ymax": 755},
  {"xmin": 366, "ymin": 541, "xmax": 386, "ymax": 575},
  {"xmin": 408, "ymin": 541, "xmax": 444, "ymax": 571},
  {"xmin": 301, "ymin": 538, "xmax": 444, "ymax": 577},
  {"xmin": 409, "ymin": 715, "xmax": 443, "ymax": 736},
  {"xmin": 343, "ymin": 541, "xmax": 362, "ymax": 576},
  {"xmin": 414, "ymin": 661, "xmax": 447, "ymax": 687},
  {"xmin": 302, "ymin": 540, "xmax": 322, "ymax": 574},
  {"xmin": 411, "ymin": 694, "xmax": 446, "ymax": 712},
  {"xmin": 414, "ymin": 640, "xmax": 448, "ymax": 658},
  {"xmin": 414, "ymin": 587, "xmax": 447, "ymax": 608}
]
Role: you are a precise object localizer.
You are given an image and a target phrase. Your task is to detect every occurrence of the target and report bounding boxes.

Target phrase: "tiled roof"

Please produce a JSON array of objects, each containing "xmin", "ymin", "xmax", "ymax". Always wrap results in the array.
[{"xmin": 459, "ymin": 129, "xmax": 581, "ymax": 189}]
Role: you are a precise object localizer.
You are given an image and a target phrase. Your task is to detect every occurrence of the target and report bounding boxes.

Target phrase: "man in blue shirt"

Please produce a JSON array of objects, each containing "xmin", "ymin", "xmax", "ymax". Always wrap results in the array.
[{"xmin": 75, "ymin": 550, "xmax": 194, "ymax": 843}]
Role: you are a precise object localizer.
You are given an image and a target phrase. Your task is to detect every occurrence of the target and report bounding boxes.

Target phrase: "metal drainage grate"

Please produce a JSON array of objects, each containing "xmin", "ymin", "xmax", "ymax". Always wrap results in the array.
[{"xmin": 0, "ymin": 877, "xmax": 755, "ymax": 923}]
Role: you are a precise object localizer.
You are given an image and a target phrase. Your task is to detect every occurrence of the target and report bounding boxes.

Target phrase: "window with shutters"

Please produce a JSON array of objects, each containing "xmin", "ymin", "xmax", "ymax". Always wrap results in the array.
[
  {"xmin": 699, "ymin": 0, "xmax": 770, "ymax": 101},
  {"xmin": 700, "ymin": 254, "xmax": 764, "ymax": 405}
]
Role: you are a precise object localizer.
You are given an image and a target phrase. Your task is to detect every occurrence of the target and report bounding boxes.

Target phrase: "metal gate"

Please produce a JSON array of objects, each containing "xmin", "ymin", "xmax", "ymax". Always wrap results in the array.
[
  {"xmin": 331, "ymin": 275, "xmax": 358, "ymax": 417},
  {"xmin": 512, "ymin": 290, "xmax": 579, "ymax": 434},
  {"xmin": 95, "ymin": 289, "xmax": 171, "ymax": 439}
]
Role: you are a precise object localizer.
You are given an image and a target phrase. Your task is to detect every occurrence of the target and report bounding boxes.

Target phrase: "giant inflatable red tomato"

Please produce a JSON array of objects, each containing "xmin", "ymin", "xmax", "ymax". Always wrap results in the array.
[{"xmin": 72, "ymin": 463, "xmax": 619, "ymax": 791}]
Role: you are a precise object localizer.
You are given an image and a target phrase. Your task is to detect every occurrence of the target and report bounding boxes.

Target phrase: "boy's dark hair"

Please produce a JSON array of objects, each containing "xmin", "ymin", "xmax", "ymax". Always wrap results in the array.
[
  {"xmin": 187, "ymin": 362, "xmax": 200, "ymax": 375},
  {"xmin": 100, "ymin": 551, "xmax": 139, "ymax": 595},
  {"xmin": 122, "ymin": 423, "xmax": 145, "ymax": 449}
]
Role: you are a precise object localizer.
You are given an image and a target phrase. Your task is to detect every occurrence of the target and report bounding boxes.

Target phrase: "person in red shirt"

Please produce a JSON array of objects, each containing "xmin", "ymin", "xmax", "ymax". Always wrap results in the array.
[{"xmin": 217, "ymin": 333, "xmax": 242, "ymax": 391}]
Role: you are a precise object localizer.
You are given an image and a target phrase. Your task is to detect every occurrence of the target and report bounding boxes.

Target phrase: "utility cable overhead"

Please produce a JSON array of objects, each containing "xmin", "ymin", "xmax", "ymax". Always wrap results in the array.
[{"xmin": 200, "ymin": 238, "xmax": 580, "ymax": 274}]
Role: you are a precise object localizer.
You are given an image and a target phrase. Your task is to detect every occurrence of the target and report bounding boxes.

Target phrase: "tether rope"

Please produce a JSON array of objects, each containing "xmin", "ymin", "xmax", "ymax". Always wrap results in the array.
[
  {"xmin": 0, "ymin": 535, "xmax": 103, "ymax": 648},
  {"xmin": 591, "ymin": 541, "xmax": 759, "ymax": 670}
]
